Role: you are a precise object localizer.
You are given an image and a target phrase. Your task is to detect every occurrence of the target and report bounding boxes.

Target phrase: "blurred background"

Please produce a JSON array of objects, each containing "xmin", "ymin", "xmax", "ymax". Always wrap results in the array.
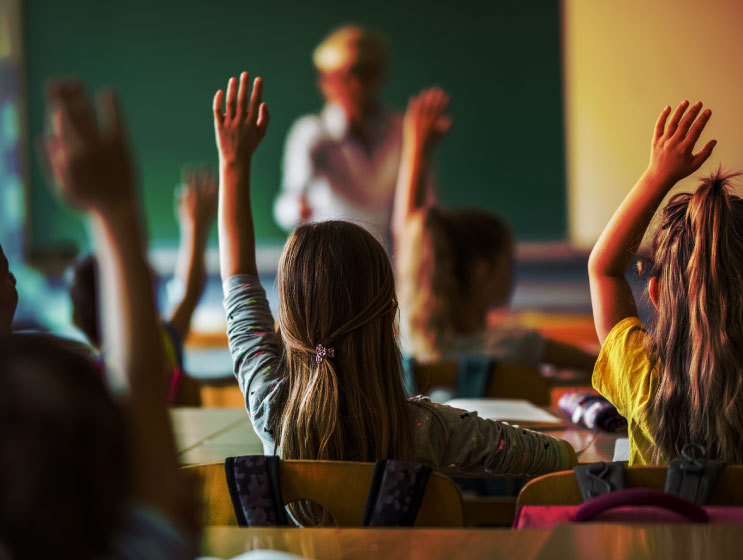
[{"xmin": 1, "ymin": 0, "xmax": 742, "ymax": 349}]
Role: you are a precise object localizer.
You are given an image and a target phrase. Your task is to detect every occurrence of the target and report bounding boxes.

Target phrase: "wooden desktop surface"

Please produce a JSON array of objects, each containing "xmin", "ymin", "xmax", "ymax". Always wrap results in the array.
[
  {"xmin": 202, "ymin": 524, "xmax": 742, "ymax": 559},
  {"xmin": 171, "ymin": 407, "xmax": 621, "ymax": 465}
]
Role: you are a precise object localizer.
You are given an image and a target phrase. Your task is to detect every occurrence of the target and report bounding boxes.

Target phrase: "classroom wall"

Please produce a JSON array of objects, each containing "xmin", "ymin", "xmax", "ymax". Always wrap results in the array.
[
  {"xmin": 564, "ymin": 0, "xmax": 743, "ymax": 249},
  {"xmin": 24, "ymin": 0, "xmax": 567, "ymax": 257}
]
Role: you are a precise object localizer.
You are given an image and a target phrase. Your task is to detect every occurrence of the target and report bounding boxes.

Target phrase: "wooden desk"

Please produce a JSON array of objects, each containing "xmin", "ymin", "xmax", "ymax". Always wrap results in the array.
[
  {"xmin": 202, "ymin": 524, "xmax": 742, "ymax": 559},
  {"xmin": 172, "ymin": 408, "xmax": 620, "ymax": 465}
]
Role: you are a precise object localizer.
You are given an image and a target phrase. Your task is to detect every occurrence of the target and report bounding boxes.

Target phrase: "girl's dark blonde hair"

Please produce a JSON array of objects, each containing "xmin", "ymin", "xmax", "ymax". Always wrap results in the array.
[
  {"xmin": 275, "ymin": 221, "xmax": 414, "ymax": 466},
  {"xmin": 398, "ymin": 207, "xmax": 513, "ymax": 360},
  {"xmin": 641, "ymin": 170, "xmax": 743, "ymax": 463}
]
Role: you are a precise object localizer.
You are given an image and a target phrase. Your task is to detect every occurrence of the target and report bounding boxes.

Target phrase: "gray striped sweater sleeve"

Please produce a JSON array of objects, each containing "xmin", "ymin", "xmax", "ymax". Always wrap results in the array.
[{"xmin": 223, "ymin": 274, "xmax": 284, "ymax": 452}]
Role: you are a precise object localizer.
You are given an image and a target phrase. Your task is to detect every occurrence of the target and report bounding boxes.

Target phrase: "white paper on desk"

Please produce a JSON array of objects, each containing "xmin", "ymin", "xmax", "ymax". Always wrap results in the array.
[
  {"xmin": 444, "ymin": 398, "xmax": 562, "ymax": 424},
  {"xmin": 613, "ymin": 437, "xmax": 630, "ymax": 462}
]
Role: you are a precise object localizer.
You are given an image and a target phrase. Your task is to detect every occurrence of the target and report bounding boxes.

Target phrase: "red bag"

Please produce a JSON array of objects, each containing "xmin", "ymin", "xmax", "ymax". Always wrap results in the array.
[{"xmin": 513, "ymin": 489, "xmax": 743, "ymax": 529}]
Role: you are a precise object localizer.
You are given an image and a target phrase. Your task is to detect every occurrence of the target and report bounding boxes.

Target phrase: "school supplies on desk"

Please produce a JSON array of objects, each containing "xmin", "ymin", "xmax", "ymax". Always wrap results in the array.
[
  {"xmin": 558, "ymin": 392, "xmax": 627, "ymax": 433},
  {"xmin": 445, "ymin": 398, "xmax": 564, "ymax": 428}
]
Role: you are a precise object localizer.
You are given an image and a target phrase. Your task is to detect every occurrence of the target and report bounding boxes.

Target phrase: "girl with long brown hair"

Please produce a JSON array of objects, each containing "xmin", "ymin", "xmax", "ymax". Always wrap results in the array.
[
  {"xmin": 214, "ymin": 71, "xmax": 576, "ymax": 520},
  {"xmin": 393, "ymin": 88, "xmax": 597, "ymax": 371},
  {"xmin": 588, "ymin": 99, "xmax": 742, "ymax": 465}
]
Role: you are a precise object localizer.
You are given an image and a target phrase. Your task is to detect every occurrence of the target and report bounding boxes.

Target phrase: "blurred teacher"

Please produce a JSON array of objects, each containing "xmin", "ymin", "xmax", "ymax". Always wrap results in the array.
[{"xmin": 273, "ymin": 26, "xmax": 406, "ymax": 246}]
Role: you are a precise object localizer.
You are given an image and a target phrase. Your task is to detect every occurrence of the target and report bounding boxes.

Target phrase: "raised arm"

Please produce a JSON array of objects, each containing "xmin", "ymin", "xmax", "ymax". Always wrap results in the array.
[
  {"xmin": 588, "ymin": 101, "xmax": 715, "ymax": 343},
  {"xmin": 214, "ymin": 72, "xmax": 270, "ymax": 281},
  {"xmin": 43, "ymin": 81, "xmax": 186, "ymax": 526},
  {"xmin": 169, "ymin": 166, "xmax": 217, "ymax": 341},
  {"xmin": 391, "ymin": 87, "xmax": 451, "ymax": 237}
]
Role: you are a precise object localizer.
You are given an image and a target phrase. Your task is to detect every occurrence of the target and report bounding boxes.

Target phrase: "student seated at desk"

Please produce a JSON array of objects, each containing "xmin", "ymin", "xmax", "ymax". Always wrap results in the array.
[
  {"xmin": 68, "ymin": 168, "xmax": 216, "ymax": 404},
  {"xmin": 213, "ymin": 71, "xmax": 577, "ymax": 524},
  {"xmin": 392, "ymin": 88, "xmax": 596, "ymax": 373},
  {"xmin": 589, "ymin": 100, "xmax": 741, "ymax": 465},
  {"xmin": 0, "ymin": 80, "xmax": 198, "ymax": 558}
]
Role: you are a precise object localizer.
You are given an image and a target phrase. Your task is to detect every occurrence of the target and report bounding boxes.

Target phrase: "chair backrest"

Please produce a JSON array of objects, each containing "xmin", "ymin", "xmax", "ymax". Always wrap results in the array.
[
  {"xmin": 414, "ymin": 360, "xmax": 551, "ymax": 405},
  {"xmin": 516, "ymin": 466, "xmax": 743, "ymax": 509},
  {"xmin": 184, "ymin": 459, "xmax": 464, "ymax": 527},
  {"xmin": 197, "ymin": 378, "xmax": 245, "ymax": 407}
]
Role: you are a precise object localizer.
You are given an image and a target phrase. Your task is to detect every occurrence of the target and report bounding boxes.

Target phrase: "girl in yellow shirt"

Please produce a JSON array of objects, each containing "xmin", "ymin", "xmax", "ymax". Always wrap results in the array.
[{"xmin": 589, "ymin": 100, "xmax": 743, "ymax": 465}]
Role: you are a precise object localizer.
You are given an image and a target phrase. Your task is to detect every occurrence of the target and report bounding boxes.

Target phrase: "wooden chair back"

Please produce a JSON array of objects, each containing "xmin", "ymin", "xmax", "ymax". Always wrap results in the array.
[
  {"xmin": 414, "ymin": 360, "xmax": 551, "ymax": 406},
  {"xmin": 184, "ymin": 459, "xmax": 464, "ymax": 527},
  {"xmin": 516, "ymin": 465, "xmax": 743, "ymax": 508},
  {"xmin": 197, "ymin": 378, "xmax": 245, "ymax": 407}
]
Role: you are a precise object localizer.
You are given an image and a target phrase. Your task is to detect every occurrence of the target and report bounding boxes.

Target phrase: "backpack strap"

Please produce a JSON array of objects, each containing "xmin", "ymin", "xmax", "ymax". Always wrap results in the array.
[
  {"xmin": 455, "ymin": 355, "xmax": 494, "ymax": 398},
  {"xmin": 362, "ymin": 459, "xmax": 433, "ymax": 526},
  {"xmin": 664, "ymin": 444, "xmax": 725, "ymax": 505},
  {"xmin": 224, "ymin": 455, "xmax": 289, "ymax": 527},
  {"xmin": 574, "ymin": 461, "xmax": 626, "ymax": 500}
]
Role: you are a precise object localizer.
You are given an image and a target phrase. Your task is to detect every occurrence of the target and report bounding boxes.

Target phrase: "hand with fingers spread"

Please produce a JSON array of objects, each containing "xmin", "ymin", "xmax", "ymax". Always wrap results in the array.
[
  {"xmin": 177, "ymin": 165, "xmax": 218, "ymax": 240},
  {"xmin": 44, "ymin": 81, "xmax": 135, "ymax": 214},
  {"xmin": 647, "ymin": 100, "xmax": 716, "ymax": 187},
  {"xmin": 213, "ymin": 72, "xmax": 270, "ymax": 166},
  {"xmin": 403, "ymin": 87, "xmax": 452, "ymax": 155}
]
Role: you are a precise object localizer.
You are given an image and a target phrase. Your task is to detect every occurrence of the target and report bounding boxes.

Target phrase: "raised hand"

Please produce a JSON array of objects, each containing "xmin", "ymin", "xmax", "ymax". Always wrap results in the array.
[
  {"xmin": 647, "ymin": 100, "xmax": 716, "ymax": 186},
  {"xmin": 43, "ymin": 80, "xmax": 135, "ymax": 214},
  {"xmin": 213, "ymin": 72, "xmax": 270, "ymax": 166},
  {"xmin": 402, "ymin": 87, "xmax": 452, "ymax": 155},
  {"xmin": 177, "ymin": 165, "xmax": 218, "ymax": 239}
]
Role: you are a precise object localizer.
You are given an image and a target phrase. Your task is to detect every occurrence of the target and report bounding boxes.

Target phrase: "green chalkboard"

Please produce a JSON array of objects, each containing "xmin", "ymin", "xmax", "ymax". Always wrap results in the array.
[{"xmin": 24, "ymin": 0, "xmax": 565, "ymax": 252}]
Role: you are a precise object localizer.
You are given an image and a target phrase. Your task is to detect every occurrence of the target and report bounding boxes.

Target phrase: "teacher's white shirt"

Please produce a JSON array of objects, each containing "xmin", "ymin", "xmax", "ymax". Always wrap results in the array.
[{"xmin": 274, "ymin": 104, "xmax": 403, "ymax": 246}]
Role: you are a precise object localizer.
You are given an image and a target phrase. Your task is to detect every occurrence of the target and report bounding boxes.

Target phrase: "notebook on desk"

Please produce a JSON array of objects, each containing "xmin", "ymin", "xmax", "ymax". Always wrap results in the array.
[{"xmin": 445, "ymin": 398, "xmax": 564, "ymax": 428}]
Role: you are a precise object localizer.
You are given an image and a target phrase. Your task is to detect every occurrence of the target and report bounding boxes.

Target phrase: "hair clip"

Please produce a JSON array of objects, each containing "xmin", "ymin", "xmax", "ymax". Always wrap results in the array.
[{"xmin": 315, "ymin": 344, "xmax": 335, "ymax": 363}]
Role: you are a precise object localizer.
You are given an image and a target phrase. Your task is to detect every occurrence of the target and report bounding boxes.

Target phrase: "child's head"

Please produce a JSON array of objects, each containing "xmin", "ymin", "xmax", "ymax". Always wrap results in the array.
[
  {"xmin": 69, "ymin": 254, "xmax": 101, "ymax": 348},
  {"xmin": 642, "ymin": 170, "xmax": 743, "ymax": 462},
  {"xmin": 275, "ymin": 220, "xmax": 413, "ymax": 463},
  {"xmin": 398, "ymin": 207, "xmax": 514, "ymax": 360},
  {"xmin": 0, "ymin": 242, "xmax": 18, "ymax": 334},
  {"xmin": 313, "ymin": 26, "xmax": 387, "ymax": 123},
  {"xmin": 0, "ymin": 333, "xmax": 128, "ymax": 556}
]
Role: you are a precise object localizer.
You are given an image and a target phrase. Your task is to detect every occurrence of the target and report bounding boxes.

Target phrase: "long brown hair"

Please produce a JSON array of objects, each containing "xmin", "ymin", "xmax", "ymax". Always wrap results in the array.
[
  {"xmin": 276, "ymin": 221, "xmax": 414, "ymax": 465},
  {"xmin": 642, "ymin": 170, "xmax": 743, "ymax": 463},
  {"xmin": 397, "ymin": 207, "xmax": 513, "ymax": 360}
]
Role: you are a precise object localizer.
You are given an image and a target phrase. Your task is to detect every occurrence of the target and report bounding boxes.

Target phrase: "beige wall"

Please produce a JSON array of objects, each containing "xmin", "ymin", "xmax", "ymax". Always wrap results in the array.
[{"xmin": 564, "ymin": 0, "xmax": 743, "ymax": 249}]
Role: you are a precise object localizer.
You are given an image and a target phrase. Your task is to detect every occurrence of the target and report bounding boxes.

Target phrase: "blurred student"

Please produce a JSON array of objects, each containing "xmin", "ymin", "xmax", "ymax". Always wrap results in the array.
[
  {"xmin": 589, "ymin": 101, "xmax": 742, "ymax": 465},
  {"xmin": 273, "ymin": 25, "xmax": 431, "ymax": 246},
  {"xmin": 69, "ymin": 168, "xmax": 216, "ymax": 403},
  {"xmin": 394, "ymin": 88, "xmax": 596, "ymax": 373},
  {"xmin": 0, "ymin": 81, "xmax": 197, "ymax": 558},
  {"xmin": 215, "ymin": 70, "xmax": 576, "ymax": 524}
]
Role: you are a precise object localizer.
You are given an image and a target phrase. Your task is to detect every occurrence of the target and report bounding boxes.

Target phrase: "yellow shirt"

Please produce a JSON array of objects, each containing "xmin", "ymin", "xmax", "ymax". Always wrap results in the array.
[{"xmin": 592, "ymin": 316, "xmax": 660, "ymax": 465}]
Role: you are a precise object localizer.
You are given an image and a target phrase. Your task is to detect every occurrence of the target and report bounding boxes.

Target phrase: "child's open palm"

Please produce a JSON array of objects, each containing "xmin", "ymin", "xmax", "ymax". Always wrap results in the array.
[
  {"xmin": 43, "ymin": 81, "xmax": 135, "ymax": 213},
  {"xmin": 213, "ymin": 72, "xmax": 270, "ymax": 165},
  {"xmin": 648, "ymin": 100, "xmax": 716, "ymax": 186},
  {"xmin": 403, "ymin": 87, "xmax": 452, "ymax": 154}
]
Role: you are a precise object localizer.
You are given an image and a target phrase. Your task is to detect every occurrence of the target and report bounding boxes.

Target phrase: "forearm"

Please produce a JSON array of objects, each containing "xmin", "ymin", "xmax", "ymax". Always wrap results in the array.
[
  {"xmin": 91, "ymin": 203, "xmax": 180, "ymax": 512},
  {"xmin": 392, "ymin": 145, "xmax": 429, "ymax": 236},
  {"xmin": 170, "ymin": 225, "xmax": 209, "ymax": 340},
  {"xmin": 219, "ymin": 162, "xmax": 257, "ymax": 280},
  {"xmin": 588, "ymin": 169, "xmax": 673, "ymax": 279}
]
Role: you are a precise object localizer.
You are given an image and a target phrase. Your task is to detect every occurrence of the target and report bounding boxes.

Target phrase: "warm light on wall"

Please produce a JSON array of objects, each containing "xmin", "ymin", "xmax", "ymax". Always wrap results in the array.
[{"xmin": 563, "ymin": 0, "xmax": 743, "ymax": 249}]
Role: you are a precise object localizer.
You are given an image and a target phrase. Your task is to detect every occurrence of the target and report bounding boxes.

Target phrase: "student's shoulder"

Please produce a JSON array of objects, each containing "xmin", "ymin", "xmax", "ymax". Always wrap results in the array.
[{"xmin": 601, "ymin": 316, "xmax": 651, "ymax": 356}]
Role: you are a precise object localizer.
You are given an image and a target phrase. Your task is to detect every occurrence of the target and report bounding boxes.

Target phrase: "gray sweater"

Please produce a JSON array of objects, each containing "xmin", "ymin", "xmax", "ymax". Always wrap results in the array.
[{"xmin": 224, "ymin": 274, "xmax": 572, "ymax": 477}]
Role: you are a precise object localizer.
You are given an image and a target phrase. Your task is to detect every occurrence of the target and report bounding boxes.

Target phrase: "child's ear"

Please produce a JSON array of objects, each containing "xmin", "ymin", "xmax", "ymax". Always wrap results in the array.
[{"xmin": 648, "ymin": 276, "xmax": 660, "ymax": 310}]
